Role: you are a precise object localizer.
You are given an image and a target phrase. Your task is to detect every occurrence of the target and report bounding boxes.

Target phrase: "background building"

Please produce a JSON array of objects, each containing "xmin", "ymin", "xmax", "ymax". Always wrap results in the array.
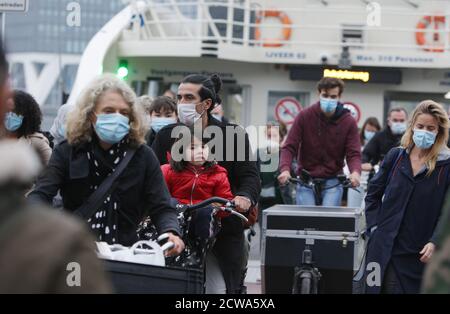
[
  {"xmin": 4, "ymin": 0, "xmax": 125, "ymax": 129},
  {"xmin": 69, "ymin": 0, "xmax": 450, "ymax": 129}
]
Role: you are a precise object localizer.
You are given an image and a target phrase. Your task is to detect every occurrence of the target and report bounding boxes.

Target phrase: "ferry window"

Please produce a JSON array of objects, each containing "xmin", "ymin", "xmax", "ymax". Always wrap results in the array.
[{"xmin": 385, "ymin": 92, "xmax": 450, "ymax": 125}]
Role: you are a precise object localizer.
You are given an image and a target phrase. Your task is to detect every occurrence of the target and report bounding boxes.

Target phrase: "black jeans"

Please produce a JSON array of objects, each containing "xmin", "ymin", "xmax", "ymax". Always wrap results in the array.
[{"xmin": 381, "ymin": 263, "xmax": 404, "ymax": 294}]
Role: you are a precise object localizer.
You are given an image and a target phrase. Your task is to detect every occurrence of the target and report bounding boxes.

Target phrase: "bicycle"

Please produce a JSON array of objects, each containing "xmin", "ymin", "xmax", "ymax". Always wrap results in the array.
[
  {"xmin": 138, "ymin": 197, "xmax": 248, "ymax": 277},
  {"xmin": 288, "ymin": 169, "xmax": 360, "ymax": 294},
  {"xmin": 292, "ymin": 242, "xmax": 321, "ymax": 294}
]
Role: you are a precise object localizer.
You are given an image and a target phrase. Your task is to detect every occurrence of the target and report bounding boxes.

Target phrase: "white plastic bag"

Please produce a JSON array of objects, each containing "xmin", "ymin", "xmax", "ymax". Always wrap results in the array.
[{"xmin": 96, "ymin": 240, "xmax": 173, "ymax": 267}]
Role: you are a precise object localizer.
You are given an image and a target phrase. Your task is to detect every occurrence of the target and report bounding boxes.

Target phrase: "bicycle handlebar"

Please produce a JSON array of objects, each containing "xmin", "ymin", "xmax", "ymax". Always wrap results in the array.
[
  {"xmin": 176, "ymin": 197, "xmax": 249, "ymax": 223},
  {"xmin": 177, "ymin": 197, "xmax": 233, "ymax": 212},
  {"xmin": 289, "ymin": 176, "xmax": 360, "ymax": 193}
]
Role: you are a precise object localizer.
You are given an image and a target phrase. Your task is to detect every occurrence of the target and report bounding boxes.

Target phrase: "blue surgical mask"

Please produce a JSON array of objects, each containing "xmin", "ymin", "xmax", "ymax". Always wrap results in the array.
[
  {"xmin": 413, "ymin": 129, "xmax": 437, "ymax": 150},
  {"xmin": 364, "ymin": 130, "xmax": 376, "ymax": 142},
  {"xmin": 151, "ymin": 117, "xmax": 177, "ymax": 133},
  {"xmin": 320, "ymin": 98, "xmax": 338, "ymax": 114},
  {"xmin": 94, "ymin": 113, "xmax": 130, "ymax": 145},
  {"xmin": 59, "ymin": 125, "xmax": 66, "ymax": 138},
  {"xmin": 4, "ymin": 112, "xmax": 24, "ymax": 132},
  {"xmin": 391, "ymin": 122, "xmax": 407, "ymax": 135}
]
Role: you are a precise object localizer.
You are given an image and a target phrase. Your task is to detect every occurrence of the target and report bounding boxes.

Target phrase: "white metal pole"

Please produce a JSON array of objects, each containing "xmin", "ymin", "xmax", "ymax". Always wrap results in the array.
[
  {"xmin": 226, "ymin": 0, "xmax": 234, "ymax": 44},
  {"xmin": 243, "ymin": 0, "xmax": 250, "ymax": 47},
  {"xmin": 1, "ymin": 12, "xmax": 6, "ymax": 41},
  {"xmin": 197, "ymin": 0, "xmax": 203, "ymax": 41}
]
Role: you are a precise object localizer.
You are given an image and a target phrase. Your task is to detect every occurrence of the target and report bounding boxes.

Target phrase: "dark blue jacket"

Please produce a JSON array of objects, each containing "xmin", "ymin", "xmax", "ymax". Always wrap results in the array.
[{"xmin": 364, "ymin": 147, "xmax": 450, "ymax": 293}]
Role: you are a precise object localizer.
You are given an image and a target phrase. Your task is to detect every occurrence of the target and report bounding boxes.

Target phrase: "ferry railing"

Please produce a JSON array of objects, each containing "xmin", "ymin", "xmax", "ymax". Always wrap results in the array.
[{"xmin": 125, "ymin": 0, "xmax": 450, "ymax": 53}]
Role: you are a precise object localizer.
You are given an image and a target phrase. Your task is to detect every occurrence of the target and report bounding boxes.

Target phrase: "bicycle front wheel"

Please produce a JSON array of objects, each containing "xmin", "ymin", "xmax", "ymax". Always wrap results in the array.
[{"xmin": 300, "ymin": 277, "xmax": 312, "ymax": 294}]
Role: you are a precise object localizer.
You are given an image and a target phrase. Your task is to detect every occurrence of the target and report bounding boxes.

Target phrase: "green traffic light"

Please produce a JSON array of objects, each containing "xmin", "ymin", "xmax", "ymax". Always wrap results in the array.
[
  {"xmin": 117, "ymin": 59, "xmax": 129, "ymax": 79},
  {"xmin": 117, "ymin": 66, "xmax": 129, "ymax": 79}
]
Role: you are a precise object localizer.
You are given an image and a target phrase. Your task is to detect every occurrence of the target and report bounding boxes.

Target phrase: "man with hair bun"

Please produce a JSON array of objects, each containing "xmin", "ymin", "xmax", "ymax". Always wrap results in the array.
[{"xmin": 152, "ymin": 73, "xmax": 261, "ymax": 294}]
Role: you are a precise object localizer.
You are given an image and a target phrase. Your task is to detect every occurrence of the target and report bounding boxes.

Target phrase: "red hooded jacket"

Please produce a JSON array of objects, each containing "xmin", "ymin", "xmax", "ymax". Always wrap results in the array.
[{"xmin": 161, "ymin": 163, "xmax": 234, "ymax": 205}]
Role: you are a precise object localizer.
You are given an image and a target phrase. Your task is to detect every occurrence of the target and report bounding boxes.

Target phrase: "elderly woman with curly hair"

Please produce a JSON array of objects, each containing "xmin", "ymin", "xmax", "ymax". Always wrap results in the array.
[
  {"xmin": 3, "ymin": 90, "xmax": 52, "ymax": 166},
  {"xmin": 28, "ymin": 74, "xmax": 184, "ymax": 255}
]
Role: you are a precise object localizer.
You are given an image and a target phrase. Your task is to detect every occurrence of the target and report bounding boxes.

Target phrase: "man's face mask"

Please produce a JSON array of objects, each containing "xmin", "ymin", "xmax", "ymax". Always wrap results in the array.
[
  {"xmin": 391, "ymin": 122, "xmax": 407, "ymax": 135},
  {"xmin": 177, "ymin": 102, "xmax": 206, "ymax": 126},
  {"xmin": 320, "ymin": 97, "xmax": 338, "ymax": 114}
]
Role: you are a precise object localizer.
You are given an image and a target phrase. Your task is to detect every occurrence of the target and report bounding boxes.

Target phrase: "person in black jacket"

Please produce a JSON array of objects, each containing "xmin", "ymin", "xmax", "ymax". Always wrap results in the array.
[
  {"xmin": 152, "ymin": 73, "xmax": 261, "ymax": 294},
  {"xmin": 362, "ymin": 107, "xmax": 408, "ymax": 171},
  {"xmin": 28, "ymin": 74, "xmax": 184, "ymax": 256}
]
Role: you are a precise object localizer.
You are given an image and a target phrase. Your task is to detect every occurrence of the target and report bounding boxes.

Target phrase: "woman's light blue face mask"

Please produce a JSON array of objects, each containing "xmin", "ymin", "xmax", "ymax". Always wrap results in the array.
[
  {"xmin": 94, "ymin": 113, "xmax": 130, "ymax": 145},
  {"xmin": 413, "ymin": 129, "xmax": 437, "ymax": 150},
  {"xmin": 364, "ymin": 130, "xmax": 376, "ymax": 142},
  {"xmin": 4, "ymin": 112, "xmax": 24, "ymax": 132}
]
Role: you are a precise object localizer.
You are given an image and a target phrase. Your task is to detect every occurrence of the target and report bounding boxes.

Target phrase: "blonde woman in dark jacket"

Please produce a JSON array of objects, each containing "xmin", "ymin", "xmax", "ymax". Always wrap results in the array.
[{"xmin": 365, "ymin": 100, "xmax": 450, "ymax": 294}]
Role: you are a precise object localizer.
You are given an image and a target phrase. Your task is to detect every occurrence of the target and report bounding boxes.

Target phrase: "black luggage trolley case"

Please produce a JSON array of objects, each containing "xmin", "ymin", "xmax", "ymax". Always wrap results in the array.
[
  {"xmin": 262, "ymin": 205, "xmax": 365, "ymax": 294},
  {"xmin": 103, "ymin": 260, "xmax": 204, "ymax": 294}
]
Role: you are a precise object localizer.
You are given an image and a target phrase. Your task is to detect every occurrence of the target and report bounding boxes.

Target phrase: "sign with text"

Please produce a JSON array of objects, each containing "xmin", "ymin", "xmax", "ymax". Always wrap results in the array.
[
  {"xmin": 324, "ymin": 69, "xmax": 370, "ymax": 83},
  {"xmin": 290, "ymin": 66, "xmax": 402, "ymax": 85},
  {"xmin": 221, "ymin": 44, "xmax": 450, "ymax": 69},
  {"xmin": 0, "ymin": 0, "xmax": 28, "ymax": 12}
]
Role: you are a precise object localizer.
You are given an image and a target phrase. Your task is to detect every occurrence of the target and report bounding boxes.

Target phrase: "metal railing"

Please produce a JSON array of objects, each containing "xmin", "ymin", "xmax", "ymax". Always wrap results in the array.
[{"xmin": 124, "ymin": 0, "xmax": 450, "ymax": 52}]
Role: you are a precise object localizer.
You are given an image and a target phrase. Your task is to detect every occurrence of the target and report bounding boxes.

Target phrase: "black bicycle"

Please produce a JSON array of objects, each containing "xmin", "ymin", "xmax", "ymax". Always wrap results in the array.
[
  {"xmin": 292, "ymin": 243, "xmax": 321, "ymax": 294},
  {"xmin": 139, "ymin": 197, "xmax": 248, "ymax": 270},
  {"xmin": 288, "ymin": 169, "xmax": 360, "ymax": 294}
]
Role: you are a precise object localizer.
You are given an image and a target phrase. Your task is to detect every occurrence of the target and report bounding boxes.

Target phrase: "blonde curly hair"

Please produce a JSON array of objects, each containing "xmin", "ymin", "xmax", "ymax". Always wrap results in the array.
[{"xmin": 66, "ymin": 74, "xmax": 146, "ymax": 148}]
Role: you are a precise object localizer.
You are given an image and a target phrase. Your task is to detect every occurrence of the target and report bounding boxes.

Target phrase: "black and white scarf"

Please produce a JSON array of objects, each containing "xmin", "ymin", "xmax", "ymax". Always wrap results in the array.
[{"xmin": 87, "ymin": 138, "xmax": 128, "ymax": 244}]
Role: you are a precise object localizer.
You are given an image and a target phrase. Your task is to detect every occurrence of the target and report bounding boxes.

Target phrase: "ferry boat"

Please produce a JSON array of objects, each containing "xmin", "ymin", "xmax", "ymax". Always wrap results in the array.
[{"xmin": 68, "ymin": 0, "xmax": 450, "ymax": 128}]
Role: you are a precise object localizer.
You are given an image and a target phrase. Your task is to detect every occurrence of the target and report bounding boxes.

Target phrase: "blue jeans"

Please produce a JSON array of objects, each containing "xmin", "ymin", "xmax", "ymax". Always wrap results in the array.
[
  {"xmin": 296, "ymin": 178, "xmax": 344, "ymax": 206},
  {"xmin": 347, "ymin": 186, "xmax": 364, "ymax": 208}
]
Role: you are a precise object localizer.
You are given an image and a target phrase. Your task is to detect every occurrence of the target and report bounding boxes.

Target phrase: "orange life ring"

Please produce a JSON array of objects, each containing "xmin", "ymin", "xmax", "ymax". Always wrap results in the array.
[
  {"xmin": 255, "ymin": 10, "xmax": 292, "ymax": 48},
  {"xmin": 415, "ymin": 15, "xmax": 446, "ymax": 52}
]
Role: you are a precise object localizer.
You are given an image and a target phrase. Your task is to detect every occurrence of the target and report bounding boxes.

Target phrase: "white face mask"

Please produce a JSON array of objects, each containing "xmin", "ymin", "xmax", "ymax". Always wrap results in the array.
[{"xmin": 178, "ymin": 103, "xmax": 204, "ymax": 126}]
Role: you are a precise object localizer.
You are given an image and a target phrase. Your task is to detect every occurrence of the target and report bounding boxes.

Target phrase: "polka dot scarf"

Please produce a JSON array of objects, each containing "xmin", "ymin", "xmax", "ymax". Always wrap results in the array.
[{"xmin": 87, "ymin": 138, "xmax": 128, "ymax": 244}]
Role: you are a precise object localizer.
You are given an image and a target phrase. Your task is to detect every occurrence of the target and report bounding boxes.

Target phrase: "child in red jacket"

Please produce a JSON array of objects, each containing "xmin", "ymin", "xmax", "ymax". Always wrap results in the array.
[
  {"xmin": 161, "ymin": 134, "xmax": 234, "ymax": 206},
  {"xmin": 162, "ymin": 131, "xmax": 237, "ymax": 294}
]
